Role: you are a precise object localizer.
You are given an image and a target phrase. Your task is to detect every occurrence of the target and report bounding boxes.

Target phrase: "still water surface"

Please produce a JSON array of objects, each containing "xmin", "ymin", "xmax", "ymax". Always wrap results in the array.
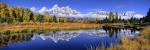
[{"xmin": 0, "ymin": 28, "xmax": 139, "ymax": 50}]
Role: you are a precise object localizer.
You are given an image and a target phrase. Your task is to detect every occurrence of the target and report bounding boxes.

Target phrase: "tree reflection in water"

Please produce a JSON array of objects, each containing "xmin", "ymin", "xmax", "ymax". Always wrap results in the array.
[
  {"xmin": 0, "ymin": 29, "xmax": 35, "ymax": 48},
  {"xmin": 0, "ymin": 28, "xmax": 139, "ymax": 49}
]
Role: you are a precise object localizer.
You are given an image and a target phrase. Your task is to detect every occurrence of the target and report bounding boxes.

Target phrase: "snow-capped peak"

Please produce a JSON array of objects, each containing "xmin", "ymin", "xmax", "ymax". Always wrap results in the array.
[
  {"xmin": 120, "ymin": 11, "xmax": 144, "ymax": 19},
  {"xmin": 30, "ymin": 4, "xmax": 144, "ymax": 19},
  {"xmin": 48, "ymin": 4, "xmax": 80, "ymax": 16},
  {"xmin": 38, "ymin": 7, "xmax": 49, "ymax": 15}
]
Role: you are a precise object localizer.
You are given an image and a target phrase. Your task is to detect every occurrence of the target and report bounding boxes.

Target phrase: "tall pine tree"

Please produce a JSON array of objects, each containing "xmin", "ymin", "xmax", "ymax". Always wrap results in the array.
[{"xmin": 143, "ymin": 9, "xmax": 150, "ymax": 23}]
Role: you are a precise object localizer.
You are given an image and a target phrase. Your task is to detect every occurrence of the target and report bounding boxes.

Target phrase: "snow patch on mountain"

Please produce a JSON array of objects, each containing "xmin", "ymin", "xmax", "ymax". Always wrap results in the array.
[
  {"xmin": 30, "ymin": 4, "xmax": 144, "ymax": 19},
  {"xmin": 120, "ymin": 11, "xmax": 144, "ymax": 19}
]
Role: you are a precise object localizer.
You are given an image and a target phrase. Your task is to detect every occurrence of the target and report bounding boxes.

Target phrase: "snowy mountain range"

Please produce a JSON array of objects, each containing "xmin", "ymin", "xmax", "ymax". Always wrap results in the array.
[{"xmin": 30, "ymin": 4, "xmax": 144, "ymax": 19}]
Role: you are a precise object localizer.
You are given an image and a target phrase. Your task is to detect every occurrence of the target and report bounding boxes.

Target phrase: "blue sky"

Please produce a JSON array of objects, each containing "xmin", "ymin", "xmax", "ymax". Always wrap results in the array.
[{"xmin": 1, "ymin": 0, "xmax": 150, "ymax": 15}]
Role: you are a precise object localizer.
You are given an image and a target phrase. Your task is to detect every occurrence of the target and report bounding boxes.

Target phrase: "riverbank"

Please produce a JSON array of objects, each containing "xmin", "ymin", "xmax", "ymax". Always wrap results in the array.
[
  {"xmin": 0, "ymin": 23, "xmax": 149, "ymax": 50},
  {"xmin": 103, "ymin": 23, "xmax": 147, "ymax": 30},
  {"xmin": 109, "ymin": 26, "xmax": 150, "ymax": 50},
  {"xmin": 88, "ymin": 24, "xmax": 150, "ymax": 50},
  {"xmin": 0, "ymin": 23, "xmax": 103, "ymax": 32}
]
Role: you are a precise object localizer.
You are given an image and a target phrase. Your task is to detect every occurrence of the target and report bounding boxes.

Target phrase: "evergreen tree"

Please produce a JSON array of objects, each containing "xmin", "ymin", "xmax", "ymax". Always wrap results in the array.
[
  {"xmin": 35, "ymin": 14, "xmax": 44, "ymax": 23},
  {"xmin": 108, "ymin": 12, "xmax": 115, "ymax": 23},
  {"xmin": 53, "ymin": 15, "xmax": 57, "ymax": 22},
  {"xmin": 143, "ymin": 9, "xmax": 150, "ymax": 23}
]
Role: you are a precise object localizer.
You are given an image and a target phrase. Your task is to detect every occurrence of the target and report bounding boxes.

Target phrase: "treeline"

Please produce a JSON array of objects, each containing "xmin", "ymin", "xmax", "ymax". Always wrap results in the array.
[
  {"xmin": 102, "ymin": 9, "xmax": 150, "ymax": 24},
  {"xmin": 0, "ymin": 2, "xmax": 150, "ymax": 24},
  {"xmin": 33, "ymin": 14, "xmax": 102, "ymax": 23},
  {"xmin": 0, "ymin": 3, "xmax": 34, "ymax": 24},
  {"xmin": 100, "ymin": 12, "xmax": 142, "ymax": 24}
]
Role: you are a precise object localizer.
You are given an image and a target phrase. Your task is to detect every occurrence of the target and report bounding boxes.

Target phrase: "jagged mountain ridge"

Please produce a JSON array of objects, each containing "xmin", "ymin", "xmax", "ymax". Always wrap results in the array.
[{"xmin": 30, "ymin": 4, "xmax": 144, "ymax": 19}]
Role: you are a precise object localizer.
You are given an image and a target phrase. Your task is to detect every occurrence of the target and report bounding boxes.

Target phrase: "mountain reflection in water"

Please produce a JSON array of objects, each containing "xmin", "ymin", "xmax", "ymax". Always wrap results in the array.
[{"xmin": 0, "ymin": 28, "xmax": 139, "ymax": 50}]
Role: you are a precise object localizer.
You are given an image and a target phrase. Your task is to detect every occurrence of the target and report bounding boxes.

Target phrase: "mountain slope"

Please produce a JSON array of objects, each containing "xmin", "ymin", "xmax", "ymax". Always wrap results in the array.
[{"xmin": 30, "ymin": 4, "xmax": 144, "ymax": 19}]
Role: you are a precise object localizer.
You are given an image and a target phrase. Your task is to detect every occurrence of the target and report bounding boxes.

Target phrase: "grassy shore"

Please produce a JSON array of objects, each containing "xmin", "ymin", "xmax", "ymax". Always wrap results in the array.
[
  {"xmin": 0, "ymin": 23, "xmax": 103, "ymax": 32},
  {"xmin": 88, "ymin": 24, "xmax": 150, "ymax": 50},
  {"xmin": 109, "ymin": 26, "xmax": 150, "ymax": 50}
]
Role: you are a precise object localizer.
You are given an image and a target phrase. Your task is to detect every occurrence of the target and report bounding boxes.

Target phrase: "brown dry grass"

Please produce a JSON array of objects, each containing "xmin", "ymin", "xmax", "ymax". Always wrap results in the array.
[
  {"xmin": 89, "ymin": 26, "xmax": 150, "ymax": 50},
  {"xmin": 109, "ymin": 26, "xmax": 150, "ymax": 50},
  {"xmin": 0, "ymin": 23, "xmax": 103, "ymax": 32}
]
